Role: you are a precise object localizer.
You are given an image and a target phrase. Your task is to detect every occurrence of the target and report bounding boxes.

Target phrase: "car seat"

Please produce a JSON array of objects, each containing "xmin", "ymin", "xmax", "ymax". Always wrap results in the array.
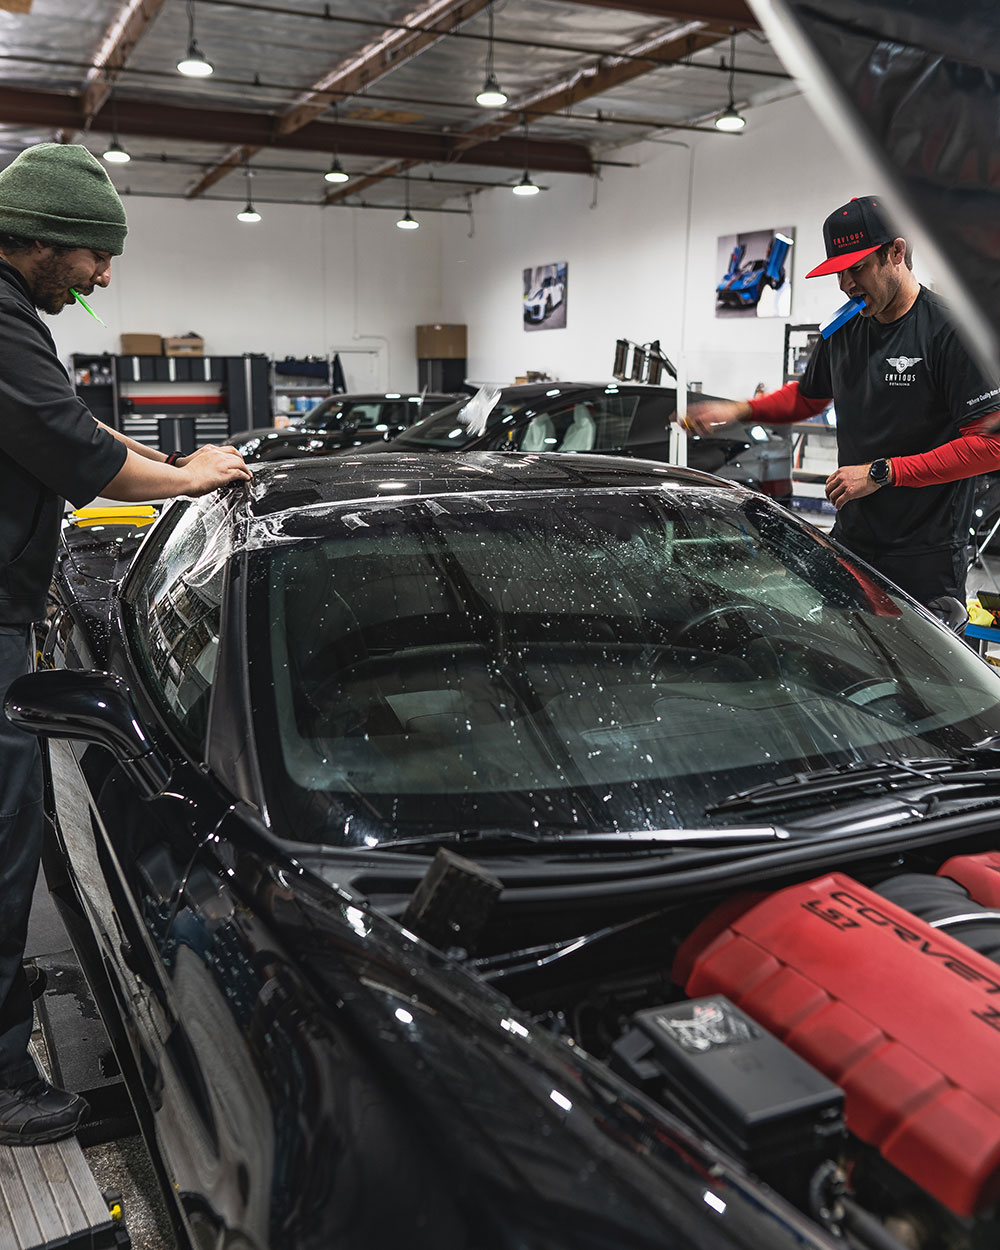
[
  {"xmin": 521, "ymin": 413, "xmax": 556, "ymax": 451},
  {"xmin": 560, "ymin": 403, "xmax": 597, "ymax": 452}
]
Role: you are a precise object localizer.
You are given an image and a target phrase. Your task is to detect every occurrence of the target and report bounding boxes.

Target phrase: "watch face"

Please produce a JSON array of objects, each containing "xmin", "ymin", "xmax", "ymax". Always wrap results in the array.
[{"xmin": 870, "ymin": 459, "xmax": 890, "ymax": 484}]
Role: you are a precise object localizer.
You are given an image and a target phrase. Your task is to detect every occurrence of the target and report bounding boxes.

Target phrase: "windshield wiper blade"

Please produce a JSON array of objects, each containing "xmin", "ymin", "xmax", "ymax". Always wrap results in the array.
[
  {"xmin": 706, "ymin": 757, "xmax": 962, "ymax": 816},
  {"xmin": 371, "ymin": 826, "xmax": 789, "ymax": 852}
]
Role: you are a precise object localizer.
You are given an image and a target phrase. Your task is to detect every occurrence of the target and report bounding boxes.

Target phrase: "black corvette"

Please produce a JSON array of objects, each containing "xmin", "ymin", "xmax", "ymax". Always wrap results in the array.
[{"xmin": 12, "ymin": 453, "xmax": 1000, "ymax": 1250}]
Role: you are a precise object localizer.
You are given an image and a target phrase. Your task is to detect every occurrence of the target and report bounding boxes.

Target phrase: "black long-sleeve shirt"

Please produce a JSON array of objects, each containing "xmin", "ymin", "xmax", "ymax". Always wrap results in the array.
[{"xmin": 0, "ymin": 259, "xmax": 127, "ymax": 621}]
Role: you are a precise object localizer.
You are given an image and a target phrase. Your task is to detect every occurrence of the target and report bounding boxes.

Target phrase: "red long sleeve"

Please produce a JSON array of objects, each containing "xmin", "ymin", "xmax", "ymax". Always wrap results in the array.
[
  {"xmin": 747, "ymin": 382, "xmax": 831, "ymax": 425},
  {"xmin": 892, "ymin": 420, "xmax": 1000, "ymax": 486}
]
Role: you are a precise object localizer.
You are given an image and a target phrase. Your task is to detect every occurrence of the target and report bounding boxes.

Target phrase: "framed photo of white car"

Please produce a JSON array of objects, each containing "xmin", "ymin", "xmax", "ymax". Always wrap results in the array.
[{"xmin": 523, "ymin": 261, "xmax": 567, "ymax": 331}]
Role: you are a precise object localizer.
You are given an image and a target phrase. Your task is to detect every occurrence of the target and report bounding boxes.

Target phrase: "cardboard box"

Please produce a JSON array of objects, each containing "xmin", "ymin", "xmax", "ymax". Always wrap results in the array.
[
  {"xmin": 164, "ymin": 335, "xmax": 205, "ymax": 357},
  {"xmin": 120, "ymin": 333, "xmax": 162, "ymax": 356},
  {"xmin": 416, "ymin": 323, "xmax": 467, "ymax": 359}
]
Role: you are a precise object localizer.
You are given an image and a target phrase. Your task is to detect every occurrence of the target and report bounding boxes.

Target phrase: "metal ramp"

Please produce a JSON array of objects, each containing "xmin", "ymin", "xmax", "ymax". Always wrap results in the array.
[
  {"xmin": 0, "ymin": 1136, "xmax": 123, "ymax": 1249},
  {"xmin": 0, "ymin": 951, "xmax": 135, "ymax": 1249}
]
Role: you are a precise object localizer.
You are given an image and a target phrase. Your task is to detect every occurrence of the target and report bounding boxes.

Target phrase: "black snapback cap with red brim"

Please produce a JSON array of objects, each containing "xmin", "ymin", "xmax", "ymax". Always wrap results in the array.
[{"xmin": 805, "ymin": 196, "xmax": 895, "ymax": 278}]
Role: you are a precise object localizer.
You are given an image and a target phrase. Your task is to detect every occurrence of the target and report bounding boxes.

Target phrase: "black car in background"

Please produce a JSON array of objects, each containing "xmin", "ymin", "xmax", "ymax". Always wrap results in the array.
[
  {"xmin": 234, "ymin": 390, "xmax": 464, "ymax": 461},
  {"xmin": 13, "ymin": 453, "xmax": 1000, "ymax": 1250},
  {"xmin": 372, "ymin": 382, "xmax": 794, "ymax": 501}
]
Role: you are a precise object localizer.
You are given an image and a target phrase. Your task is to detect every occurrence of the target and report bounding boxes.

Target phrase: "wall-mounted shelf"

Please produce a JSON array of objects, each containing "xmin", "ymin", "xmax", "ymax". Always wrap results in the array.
[
  {"xmin": 272, "ymin": 357, "xmax": 332, "ymax": 417},
  {"xmin": 783, "ymin": 322, "xmax": 821, "ymax": 385},
  {"xmin": 791, "ymin": 421, "xmax": 837, "ymax": 515}
]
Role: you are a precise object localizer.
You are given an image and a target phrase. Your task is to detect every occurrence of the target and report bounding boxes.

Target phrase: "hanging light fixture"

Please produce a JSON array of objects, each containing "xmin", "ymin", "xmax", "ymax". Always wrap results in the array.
[
  {"xmin": 715, "ymin": 31, "xmax": 746, "ymax": 131},
  {"xmin": 476, "ymin": 3, "xmax": 508, "ymax": 107},
  {"xmin": 102, "ymin": 139, "xmax": 131, "ymax": 164},
  {"xmin": 324, "ymin": 104, "xmax": 350, "ymax": 183},
  {"xmin": 177, "ymin": 0, "xmax": 214, "ymax": 76},
  {"xmin": 102, "ymin": 93, "xmax": 131, "ymax": 164},
  {"xmin": 511, "ymin": 117, "xmax": 537, "ymax": 197},
  {"xmin": 237, "ymin": 163, "xmax": 260, "ymax": 223},
  {"xmin": 324, "ymin": 157, "xmax": 349, "ymax": 184},
  {"xmin": 396, "ymin": 171, "xmax": 419, "ymax": 229}
]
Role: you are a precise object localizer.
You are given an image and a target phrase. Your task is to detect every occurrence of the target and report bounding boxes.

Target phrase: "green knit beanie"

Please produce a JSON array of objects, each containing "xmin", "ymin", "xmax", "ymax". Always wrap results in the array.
[{"xmin": 0, "ymin": 143, "xmax": 127, "ymax": 255}]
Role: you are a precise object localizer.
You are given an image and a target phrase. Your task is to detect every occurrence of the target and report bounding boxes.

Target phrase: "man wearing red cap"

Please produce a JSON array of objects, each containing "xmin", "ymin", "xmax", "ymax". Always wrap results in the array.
[{"xmin": 685, "ymin": 196, "xmax": 1000, "ymax": 610}]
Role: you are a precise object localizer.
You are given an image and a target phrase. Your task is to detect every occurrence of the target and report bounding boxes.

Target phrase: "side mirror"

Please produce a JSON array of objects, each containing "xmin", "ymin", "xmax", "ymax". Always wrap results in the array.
[
  {"xmin": 926, "ymin": 595, "xmax": 969, "ymax": 635},
  {"xmin": 6, "ymin": 669, "xmax": 170, "ymax": 796}
]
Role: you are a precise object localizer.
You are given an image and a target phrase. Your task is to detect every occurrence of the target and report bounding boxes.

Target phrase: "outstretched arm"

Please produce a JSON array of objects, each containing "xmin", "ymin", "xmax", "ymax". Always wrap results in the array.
[{"xmin": 99, "ymin": 445, "xmax": 251, "ymax": 501}]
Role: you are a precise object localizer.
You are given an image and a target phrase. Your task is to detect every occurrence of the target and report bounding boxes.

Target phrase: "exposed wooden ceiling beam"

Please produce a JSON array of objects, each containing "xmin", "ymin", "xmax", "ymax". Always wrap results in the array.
[
  {"xmin": 324, "ymin": 19, "xmax": 720, "ymax": 205},
  {"xmin": 278, "ymin": 0, "xmax": 491, "ymax": 135},
  {"xmin": 452, "ymin": 21, "xmax": 723, "ymax": 155},
  {"xmin": 565, "ymin": 0, "xmax": 756, "ymax": 27},
  {"xmin": 188, "ymin": 0, "xmax": 491, "ymax": 199},
  {"xmin": 81, "ymin": 0, "xmax": 170, "ymax": 126},
  {"xmin": 0, "ymin": 87, "xmax": 593, "ymax": 175}
]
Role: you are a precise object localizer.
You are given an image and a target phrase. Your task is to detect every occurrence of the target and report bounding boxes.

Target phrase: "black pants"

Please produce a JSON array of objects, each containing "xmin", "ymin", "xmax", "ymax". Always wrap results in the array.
[
  {"xmin": 832, "ymin": 530, "xmax": 966, "ymax": 608},
  {"xmin": 0, "ymin": 625, "xmax": 42, "ymax": 1086}
]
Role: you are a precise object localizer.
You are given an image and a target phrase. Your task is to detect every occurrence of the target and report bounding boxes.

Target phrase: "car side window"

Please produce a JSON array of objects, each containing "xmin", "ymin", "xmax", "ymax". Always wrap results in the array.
[
  {"xmin": 514, "ymin": 395, "xmax": 640, "ymax": 453},
  {"xmin": 375, "ymin": 401, "xmax": 407, "ymax": 428},
  {"xmin": 128, "ymin": 503, "xmax": 225, "ymax": 752},
  {"xmin": 340, "ymin": 402, "xmax": 382, "ymax": 428}
]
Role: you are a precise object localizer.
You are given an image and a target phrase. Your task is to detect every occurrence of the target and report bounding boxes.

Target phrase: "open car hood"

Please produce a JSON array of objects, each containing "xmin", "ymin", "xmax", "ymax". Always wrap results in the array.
[{"xmin": 750, "ymin": 0, "xmax": 1000, "ymax": 375}]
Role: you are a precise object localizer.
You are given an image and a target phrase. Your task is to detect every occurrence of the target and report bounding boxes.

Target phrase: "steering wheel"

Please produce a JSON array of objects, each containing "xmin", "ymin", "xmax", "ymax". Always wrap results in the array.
[
  {"xmin": 674, "ymin": 601, "xmax": 779, "ymax": 649},
  {"xmin": 840, "ymin": 677, "xmax": 903, "ymax": 708}
]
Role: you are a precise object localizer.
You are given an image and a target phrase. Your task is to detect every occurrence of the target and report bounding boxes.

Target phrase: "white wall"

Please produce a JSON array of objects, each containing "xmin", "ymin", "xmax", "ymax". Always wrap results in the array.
[
  {"xmin": 438, "ymin": 93, "xmax": 935, "ymax": 400},
  {"xmin": 48, "ymin": 197, "xmax": 444, "ymax": 394},
  {"xmin": 46, "ymin": 93, "xmax": 939, "ymax": 403}
]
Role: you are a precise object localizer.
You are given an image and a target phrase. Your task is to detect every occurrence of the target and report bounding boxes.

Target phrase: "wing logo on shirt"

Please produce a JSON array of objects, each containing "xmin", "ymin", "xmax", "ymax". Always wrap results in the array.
[{"xmin": 887, "ymin": 356, "xmax": 923, "ymax": 372}]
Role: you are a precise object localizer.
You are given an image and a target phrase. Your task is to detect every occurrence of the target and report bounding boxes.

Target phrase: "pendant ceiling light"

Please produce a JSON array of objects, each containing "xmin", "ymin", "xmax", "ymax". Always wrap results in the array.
[
  {"xmin": 476, "ymin": 4, "xmax": 508, "ymax": 107},
  {"xmin": 102, "ymin": 95, "xmax": 131, "ymax": 164},
  {"xmin": 715, "ymin": 31, "xmax": 746, "ymax": 131},
  {"xmin": 177, "ymin": 0, "xmax": 214, "ymax": 77},
  {"xmin": 324, "ymin": 105, "xmax": 350, "ymax": 183},
  {"xmin": 101, "ymin": 98, "xmax": 130, "ymax": 163},
  {"xmin": 237, "ymin": 164, "xmax": 260, "ymax": 223},
  {"xmin": 512, "ymin": 171, "xmax": 539, "ymax": 196},
  {"xmin": 324, "ymin": 158, "xmax": 349, "ymax": 184},
  {"xmin": 396, "ymin": 171, "xmax": 419, "ymax": 229},
  {"xmin": 102, "ymin": 139, "xmax": 130, "ymax": 164}
]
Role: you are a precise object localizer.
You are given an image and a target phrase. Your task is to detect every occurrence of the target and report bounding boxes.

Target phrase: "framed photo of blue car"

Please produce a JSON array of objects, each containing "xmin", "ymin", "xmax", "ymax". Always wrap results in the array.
[{"xmin": 715, "ymin": 228, "xmax": 794, "ymax": 318}]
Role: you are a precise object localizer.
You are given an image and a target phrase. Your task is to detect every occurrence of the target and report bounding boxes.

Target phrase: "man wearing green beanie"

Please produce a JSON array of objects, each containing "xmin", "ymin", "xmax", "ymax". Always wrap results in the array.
[{"xmin": 0, "ymin": 142, "xmax": 251, "ymax": 1146}]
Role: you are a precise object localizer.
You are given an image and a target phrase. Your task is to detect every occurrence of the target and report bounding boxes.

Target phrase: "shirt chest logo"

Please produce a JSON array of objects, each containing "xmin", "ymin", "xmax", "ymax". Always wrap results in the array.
[{"xmin": 885, "ymin": 355, "xmax": 923, "ymax": 386}]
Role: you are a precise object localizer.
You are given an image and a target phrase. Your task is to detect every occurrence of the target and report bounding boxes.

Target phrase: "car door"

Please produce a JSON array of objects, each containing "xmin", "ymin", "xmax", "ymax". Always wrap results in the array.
[{"xmin": 46, "ymin": 502, "xmax": 283, "ymax": 1246}]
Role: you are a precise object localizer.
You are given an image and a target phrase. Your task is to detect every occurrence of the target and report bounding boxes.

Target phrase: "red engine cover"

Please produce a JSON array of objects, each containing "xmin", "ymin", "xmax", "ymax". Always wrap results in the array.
[
  {"xmin": 939, "ymin": 851, "xmax": 1000, "ymax": 907},
  {"xmin": 674, "ymin": 872, "xmax": 1000, "ymax": 1216}
]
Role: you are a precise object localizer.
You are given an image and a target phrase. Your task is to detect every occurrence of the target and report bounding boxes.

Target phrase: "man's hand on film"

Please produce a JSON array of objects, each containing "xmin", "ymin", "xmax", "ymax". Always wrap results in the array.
[
  {"xmin": 175, "ymin": 443, "xmax": 243, "ymax": 468},
  {"xmin": 825, "ymin": 463, "xmax": 880, "ymax": 510},
  {"xmin": 676, "ymin": 400, "xmax": 749, "ymax": 436},
  {"xmin": 180, "ymin": 446, "xmax": 251, "ymax": 497}
]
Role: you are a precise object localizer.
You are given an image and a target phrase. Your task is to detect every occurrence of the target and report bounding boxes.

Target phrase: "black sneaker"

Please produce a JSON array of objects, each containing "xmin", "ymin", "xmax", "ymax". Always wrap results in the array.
[
  {"xmin": 0, "ymin": 1078, "xmax": 88, "ymax": 1146},
  {"xmin": 24, "ymin": 964, "xmax": 47, "ymax": 1001}
]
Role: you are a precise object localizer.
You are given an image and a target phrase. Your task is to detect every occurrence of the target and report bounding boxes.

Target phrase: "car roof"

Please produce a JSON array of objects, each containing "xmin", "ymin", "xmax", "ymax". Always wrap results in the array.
[
  {"xmin": 323, "ymin": 392, "xmax": 462, "ymax": 401},
  {"xmin": 246, "ymin": 450, "xmax": 733, "ymax": 518},
  {"xmin": 478, "ymin": 382, "xmax": 674, "ymax": 402}
]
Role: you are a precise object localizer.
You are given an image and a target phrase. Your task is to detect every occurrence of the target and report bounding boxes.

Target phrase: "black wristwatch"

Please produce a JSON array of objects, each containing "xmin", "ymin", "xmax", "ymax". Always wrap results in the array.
[{"xmin": 869, "ymin": 458, "xmax": 892, "ymax": 487}]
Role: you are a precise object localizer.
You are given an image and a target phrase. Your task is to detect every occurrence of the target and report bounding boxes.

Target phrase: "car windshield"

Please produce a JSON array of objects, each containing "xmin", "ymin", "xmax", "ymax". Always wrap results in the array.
[
  {"xmin": 394, "ymin": 397, "xmax": 524, "ymax": 450},
  {"xmin": 245, "ymin": 486, "xmax": 1000, "ymax": 848}
]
